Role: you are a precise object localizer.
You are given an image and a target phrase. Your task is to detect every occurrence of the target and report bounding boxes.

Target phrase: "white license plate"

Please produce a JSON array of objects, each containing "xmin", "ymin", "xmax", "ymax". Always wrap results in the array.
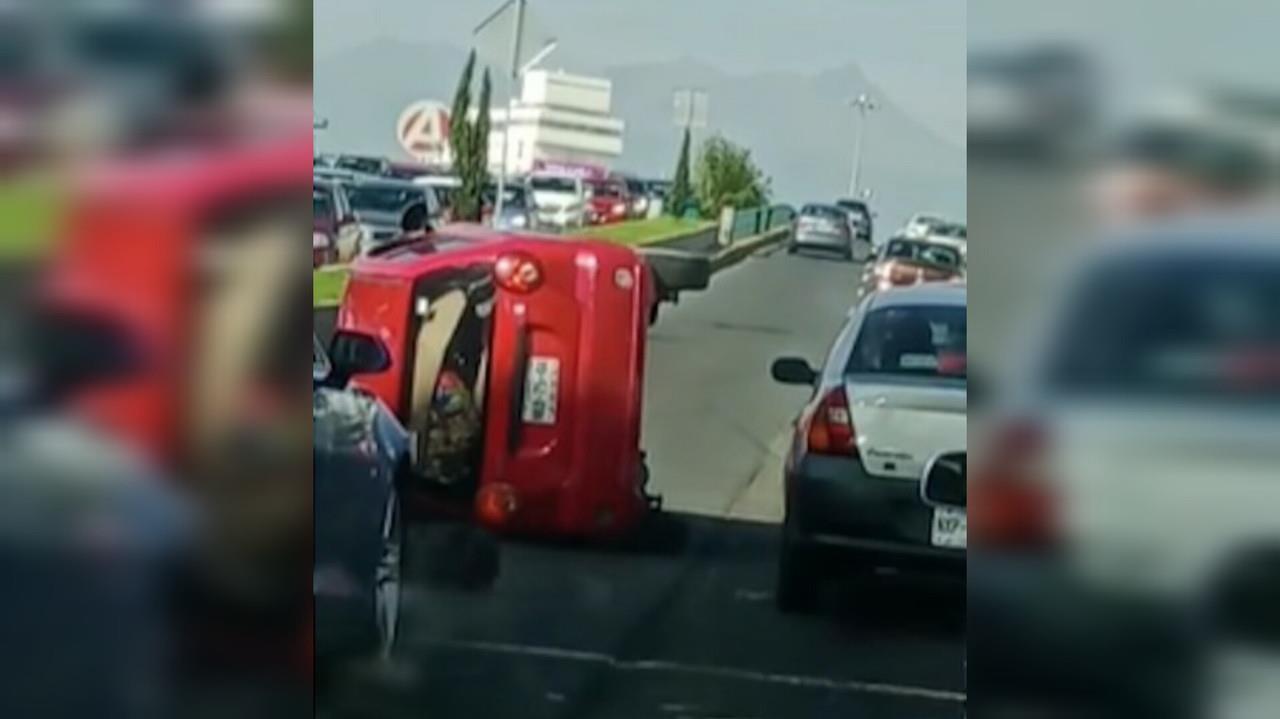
[
  {"xmin": 521, "ymin": 356, "xmax": 559, "ymax": 425},
  {"xmin": 930, "ymin": 507, "xmax": 967, "ymax": 549}
]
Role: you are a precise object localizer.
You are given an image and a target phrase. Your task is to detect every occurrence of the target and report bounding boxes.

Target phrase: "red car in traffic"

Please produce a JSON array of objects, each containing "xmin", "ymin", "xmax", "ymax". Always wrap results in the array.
[
  {"xmin": 331, "ymin": 225, "xmax": 671, "ymax": 538},
  {"xmin": 583, "ymin": 177, "xmax": 632, "ymax": 225}
]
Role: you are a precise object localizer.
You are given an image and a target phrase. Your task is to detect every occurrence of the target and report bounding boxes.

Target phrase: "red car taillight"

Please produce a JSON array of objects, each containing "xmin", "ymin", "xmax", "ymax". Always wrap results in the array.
[
  {"xmin": 971, "ymin": 420, "xmax": 1058, "ymax": 549},
  {"xmin": 494, "ymin": 251, "xmax": 543, "ymax": 293},
  {"xmin": 805, "ymin": 388, "xmax": 857, "ymax": 456}
]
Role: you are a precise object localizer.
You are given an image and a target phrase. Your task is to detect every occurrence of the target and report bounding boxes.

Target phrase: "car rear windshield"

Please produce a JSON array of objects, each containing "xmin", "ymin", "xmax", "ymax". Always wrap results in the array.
[
  {"xmin": 846, "ymin": 305, "xmax": 967, "ymax": 381},
  {"xmin": 884, "ymin": 239, "xmax": 961, "ymax": 268},
  {"xmin": 1047, "ymin": 255, "xmax": 1280, "ymax": 400},
  {"xmin": 347, "ymin": 185, "xmax": 421, "ymax": 213},
  {"xmin": 801, "ymin": 205, "xmax": 845, "ymax": 221}
]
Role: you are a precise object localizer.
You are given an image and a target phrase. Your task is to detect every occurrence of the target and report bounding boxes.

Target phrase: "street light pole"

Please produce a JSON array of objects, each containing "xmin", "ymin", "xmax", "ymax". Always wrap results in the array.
[
  {"xmin": 492, "ymin": 0, "xmax": 526, "ymax": 226},
  {"xmin": 847, "ymin": 94, "xmax": 876, "ymax": 197}
]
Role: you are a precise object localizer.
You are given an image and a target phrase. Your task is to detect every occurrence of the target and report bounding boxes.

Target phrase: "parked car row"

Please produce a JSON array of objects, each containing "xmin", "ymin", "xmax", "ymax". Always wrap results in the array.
[
  {"xmin": 313, "ymin": 167, "xmax": 442, "ymax": 266},
  {"xmin": 313, "ymin": 153, "xmax": 670, "ymax": 242}
]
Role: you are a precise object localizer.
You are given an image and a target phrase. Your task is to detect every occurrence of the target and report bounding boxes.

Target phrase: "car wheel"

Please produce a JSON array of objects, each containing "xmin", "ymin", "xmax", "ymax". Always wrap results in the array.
[
  {"xmin": 787, "ymin": 244, "xmax": 798, "ymax": 255},
  {"xmin": 776, "ymin": 521, "xmax": 818, "ymax": 613},
  {"xmin": 843, "ymin": 247, "xmax": 855, "ymax": 262},
  {"xmin": 370, "ymin": 491, "xmax": 403, "ymax": 659}
]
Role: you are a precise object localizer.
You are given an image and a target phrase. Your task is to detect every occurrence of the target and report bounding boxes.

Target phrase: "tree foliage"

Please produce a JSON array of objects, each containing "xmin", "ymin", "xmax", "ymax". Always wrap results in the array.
[
  {"xmin": 693, "ymin": 135, "xmax": 770, "ymax": 218},
  {"xmin": 667, "ymin": 127, "xmax": 693, "ymax": 217},
  {"xmin": 449, "ymin": 51, "xmax": 487, "ymax": 221}
]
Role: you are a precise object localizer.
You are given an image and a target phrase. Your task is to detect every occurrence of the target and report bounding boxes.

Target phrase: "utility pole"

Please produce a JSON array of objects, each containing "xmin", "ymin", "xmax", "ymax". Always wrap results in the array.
[
  {"xmin": 847, "ymin": 94, "xmax": 876, "ymax": 198},
  {"xmin": 492, "ymin": 0, "xmax": 525, "ymax": 224}
]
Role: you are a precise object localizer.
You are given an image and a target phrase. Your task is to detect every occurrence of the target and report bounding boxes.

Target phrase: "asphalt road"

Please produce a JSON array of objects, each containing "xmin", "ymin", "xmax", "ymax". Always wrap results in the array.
[{"xmin": 318, "ymin": 247, "xmax": 966, "ymax": 719}]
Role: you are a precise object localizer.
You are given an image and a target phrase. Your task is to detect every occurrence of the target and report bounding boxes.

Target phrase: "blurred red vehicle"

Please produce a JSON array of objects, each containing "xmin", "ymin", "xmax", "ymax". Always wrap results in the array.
[
  {"xmin": 583, "ymin": 176, "xmax": 632, "ymax": 225},
  {"xmin": 328, "ymin": 225, "xmax": 706, "ymax": 538},
  {"xmin": 36, "ymin": 131, "xmax": 315, "ymax": 676}
]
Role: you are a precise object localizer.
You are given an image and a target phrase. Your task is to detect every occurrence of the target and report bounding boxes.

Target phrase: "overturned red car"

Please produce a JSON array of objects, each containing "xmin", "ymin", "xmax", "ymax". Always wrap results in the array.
[{"xmin": 325, "ymin": 224, "xmax": 709, "ymax": 539}]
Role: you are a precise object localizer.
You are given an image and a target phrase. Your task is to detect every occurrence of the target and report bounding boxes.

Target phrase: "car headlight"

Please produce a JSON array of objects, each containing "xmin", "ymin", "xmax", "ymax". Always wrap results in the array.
[
  {"xmin": 612, "ymin": 202, "xmax": 626, "ymax": 214},
  {"xmin": 510, "ymin": 214, "xmax": 528, "ymax": 228}
]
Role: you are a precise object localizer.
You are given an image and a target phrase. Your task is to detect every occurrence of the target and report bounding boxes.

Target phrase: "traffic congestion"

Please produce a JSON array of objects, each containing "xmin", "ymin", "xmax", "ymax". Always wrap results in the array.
[{"xmin": 309, "ymin": 1, "xmax": 968, "ymax": 717}]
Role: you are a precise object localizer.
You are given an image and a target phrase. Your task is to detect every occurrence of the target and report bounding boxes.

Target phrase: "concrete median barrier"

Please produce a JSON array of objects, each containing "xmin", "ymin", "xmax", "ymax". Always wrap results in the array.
[{"xmin": 709, "ymin": 227, "xmax": 790, "ymax": 272}]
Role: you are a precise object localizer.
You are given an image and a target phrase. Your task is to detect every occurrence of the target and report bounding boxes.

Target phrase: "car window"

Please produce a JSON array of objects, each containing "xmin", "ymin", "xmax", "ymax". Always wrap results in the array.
[
  {"xmin": 530, "ymin": 177, "xmax": 577, "ymax": 193},
  {"xmin": 336, "ymin": 157, "xmax": 384, "ymax": 175},
  {"xmin": 313, "ymin": 190, "xmax": 334, "ymax": 223},
  {"xmin": 801, "ymin": 205, "xmax": 845, "ymax": 221},
  {"xmin": 883, "ymin": 239, "xmax": 960, "ymax": 267},
  {"xmin": 846, "ymin": 305, "xmax": 967, "ymax": 381},
  {"xmin": 346, "ymin": 185, "xmax": 424, "ymax": 214},
  {"xmin": 1047, "ymin": 256, "xmax": 1280, "ymax": 399}
]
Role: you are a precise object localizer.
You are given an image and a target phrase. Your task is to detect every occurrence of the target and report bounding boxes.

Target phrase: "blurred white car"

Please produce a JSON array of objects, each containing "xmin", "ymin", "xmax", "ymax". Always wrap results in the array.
[
  {"xmin": 972, "ymin": 219, "xmax": 1280, "ymax": 715},
  {"xmin": 528, "ymin": 174, "xmax": 587, "ymax": 230}
]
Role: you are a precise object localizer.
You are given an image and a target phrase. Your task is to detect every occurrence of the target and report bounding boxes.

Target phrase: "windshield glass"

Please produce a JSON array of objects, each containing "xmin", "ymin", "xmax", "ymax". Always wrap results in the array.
[
  {"xmin": 1048, "ymin": 256, "xmax": 1280, "ymax": 399},
  {"xmin": 801, "ymin": 205, "xmax": 846, "ymax": 221},
  {"xmin": 530, "ymin": 176, "xmax": 578, "ymax": 193},
  {"xmin": 336, "ymin": 157, "xmax": 384, "ymax": 175},
  {"xmin": 585, "ymin": 181, "xmax": 623, "ymax": 198},
  {"xmin": 846, "ymin": 305, "xmax": 967, "ymax": 380},
  {"xmin": 313, "ymin": 190, "xmax": 334, "ymax": 224},
  {"xmin": 346, "ymin": 185, "xmax": 421, "ymax": 214},
  {"xmin": 837, "ymin": 201, "xmax": 870, "ymax": 219},
  {"xmin": 884, "ymin": 239, "xmax": 961, "ymax": 268},
  {"xmin": 484, "ymin": 185, "xmax": 528, "ymax": 208}
]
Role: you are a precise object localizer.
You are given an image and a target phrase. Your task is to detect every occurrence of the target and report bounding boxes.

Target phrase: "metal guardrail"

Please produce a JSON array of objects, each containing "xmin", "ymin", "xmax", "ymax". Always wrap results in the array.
[{"xmin": 726, "ymin": 204, "xmax": 795, "ymax": 243}]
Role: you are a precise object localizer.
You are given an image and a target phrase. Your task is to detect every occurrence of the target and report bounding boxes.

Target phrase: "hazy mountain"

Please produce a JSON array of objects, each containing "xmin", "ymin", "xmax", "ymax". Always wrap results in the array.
[{"xmin": 315, "ymin": 41, "xmax": 966, "ymax": 231}]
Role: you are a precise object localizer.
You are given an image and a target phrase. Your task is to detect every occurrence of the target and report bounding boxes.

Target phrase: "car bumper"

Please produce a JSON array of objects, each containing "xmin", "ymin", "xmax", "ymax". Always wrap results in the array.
[
  {"xmin": 792, "ymin": 230, "xmax": 851, "ymax": 252},
  {"xmin": 535, "ymin": 210, "xmax": 582, "ymax": 228},
  {"xmin": 788, "ymin": 454, "xmax": 964, "ymax": 570}
]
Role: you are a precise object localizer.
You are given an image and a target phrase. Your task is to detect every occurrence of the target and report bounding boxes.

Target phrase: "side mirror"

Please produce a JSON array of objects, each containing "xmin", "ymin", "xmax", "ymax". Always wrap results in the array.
[
  {"xmin": 771, "ymin": 356, "xmax": 817, "ymax": 385},
  {"xmin": 921, "ymin": 451, "xmax": 966, "ymax": 508},
  {"xmin": 326, "ymin": 330, "xmax": 390, "ymax": 388}
]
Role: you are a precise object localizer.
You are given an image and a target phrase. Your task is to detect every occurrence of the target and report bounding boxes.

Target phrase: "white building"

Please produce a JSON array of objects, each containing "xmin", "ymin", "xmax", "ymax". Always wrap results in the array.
[{"xmin": 486, "ymin": 69, "xmax": 625, "ymax": 175}]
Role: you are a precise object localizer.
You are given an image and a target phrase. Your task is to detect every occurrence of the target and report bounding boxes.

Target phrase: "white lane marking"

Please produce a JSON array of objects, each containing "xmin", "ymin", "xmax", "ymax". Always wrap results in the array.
[{"xmin": 421, "ymin": 638, "xmax": 966, "ymax": 704}]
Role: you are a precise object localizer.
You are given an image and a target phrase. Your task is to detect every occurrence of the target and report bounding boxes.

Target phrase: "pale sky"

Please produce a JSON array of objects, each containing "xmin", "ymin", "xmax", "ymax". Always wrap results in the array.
[{"xmin": 315, "ymin": 0, "xmax": 967, "ymax": 145}]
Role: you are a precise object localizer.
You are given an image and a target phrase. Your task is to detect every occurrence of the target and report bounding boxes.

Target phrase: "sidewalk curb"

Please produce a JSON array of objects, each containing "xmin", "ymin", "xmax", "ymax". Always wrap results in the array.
[{"xmin": 709, "ymin": 228, "xmax": 789, "ymax": 273}]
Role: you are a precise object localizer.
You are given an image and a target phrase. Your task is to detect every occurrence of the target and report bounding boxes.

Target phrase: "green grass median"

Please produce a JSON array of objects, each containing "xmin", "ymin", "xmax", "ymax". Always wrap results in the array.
[
  {"xmin": 570, "ymin": 216, "xmax": 713, "ymax": 246},
  {"xmin": 0, "ymin": 174, "xmax": 62, "ymax": 263},
  {"xmin": 314, "ymin": 266, "xmax": 348, "ymax": 307}
]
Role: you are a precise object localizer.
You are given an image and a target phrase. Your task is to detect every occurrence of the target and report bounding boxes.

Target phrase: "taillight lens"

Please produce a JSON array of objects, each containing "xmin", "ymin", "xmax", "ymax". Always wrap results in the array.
[
  {"xmin": 476, "ymin": 483, "xmax": 519, "ymax": 526},
  {"xmin": 971, "ymin": 420, "xmax": 1058, "ymax": 549},
  {"xmin": 805, "ymin": 388, "xmax": 857, "ymax": 456},
  {"xmin": 494, "ymin": 251, "xmax": 543, "ymax": 293}
]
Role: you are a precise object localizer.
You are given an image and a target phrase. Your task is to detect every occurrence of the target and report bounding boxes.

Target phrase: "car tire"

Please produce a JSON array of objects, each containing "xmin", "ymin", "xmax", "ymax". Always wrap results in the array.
[
  {"xmin": 843, "ymin": 247, "xmax": 855, "ymax": 262},
  {"xmin": 776, "ymin": 522, "xmax": 818, "ymax": 613},
  {"xmin": 787, "ymin": 244, "xmax": 798, "ymax": 255},
  {"xmin": 354, "ymin": 490, "xmax": 403, "ymax": 660}
]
